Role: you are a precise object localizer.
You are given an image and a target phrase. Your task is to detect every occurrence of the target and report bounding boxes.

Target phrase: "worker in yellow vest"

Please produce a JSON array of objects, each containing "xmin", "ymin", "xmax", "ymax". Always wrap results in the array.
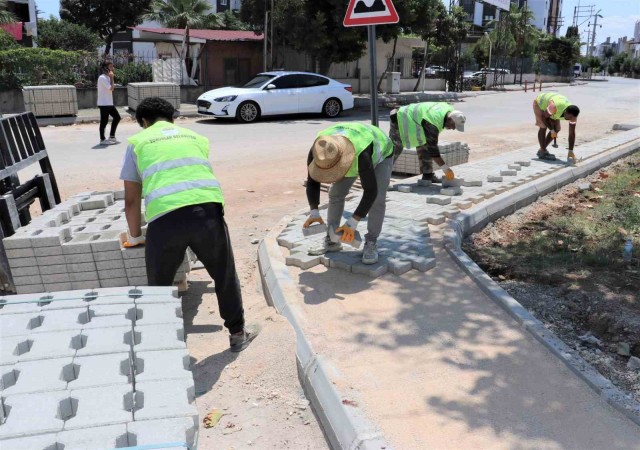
[
  {"xmin": 120, "ymin": 97, "xmax": 257, "ymax": 353},
  {"xmin": 533, "ymin": 92, "xmax": 580, "ymax": 162},
  {"xmin": 389, "ymin": 102, "xmax": 466, "ymax": 182},
  {"xmin": 303, "ymin": 123, "xmax": 394, "ymax": 265}
]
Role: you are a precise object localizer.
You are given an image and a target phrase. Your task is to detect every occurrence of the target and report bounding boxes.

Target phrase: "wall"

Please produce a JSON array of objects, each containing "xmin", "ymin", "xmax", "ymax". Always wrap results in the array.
[
  {"xmin": 201, "ymin": 41, "xmax": 263, "ymax": 88},
  {"xmin": 335, "ymin": 77, "xmax": 445, "ymax": 94}
]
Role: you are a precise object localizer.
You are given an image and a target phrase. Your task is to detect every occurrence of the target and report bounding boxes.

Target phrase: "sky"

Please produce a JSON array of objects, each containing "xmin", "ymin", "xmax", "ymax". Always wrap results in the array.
[{"xmin": 36, "ymin": 0, "xmax": 640, "ymax": 44}]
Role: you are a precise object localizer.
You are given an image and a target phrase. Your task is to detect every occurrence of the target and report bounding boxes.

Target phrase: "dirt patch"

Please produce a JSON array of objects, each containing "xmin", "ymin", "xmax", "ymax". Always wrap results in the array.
[{"xmin": 464, "ymin": 153, "xmax": 640, "ymax": 402}]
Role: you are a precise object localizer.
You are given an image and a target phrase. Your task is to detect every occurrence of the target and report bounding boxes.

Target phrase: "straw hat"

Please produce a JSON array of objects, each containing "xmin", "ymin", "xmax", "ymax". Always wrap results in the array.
[{"xmin": 308, "ymin": 135, "xmax": 355, "ymax": 184}]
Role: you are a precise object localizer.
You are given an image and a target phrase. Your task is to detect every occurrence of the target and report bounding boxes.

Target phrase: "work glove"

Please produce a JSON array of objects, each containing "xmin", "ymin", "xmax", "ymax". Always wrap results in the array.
[
  {"xmin": 440, "ymin": 164, "xmax": 455, "ymax": 181},
  {"xmin": 567, "ymin": 150, "xmax": 576, "ymax": 160},
  {"xmin": 550, "ymin": 131, "xmax": 558, "ymax": 139},
  {"xmin": 303, "ymin": 209, "xmax": 325, "ymax": 228},
  {"xmin": 336, "ymin": 217, "xmax": 359, "ymax": 244},
  {"xmin": 123, "ymin": 233, "xmax": 145, "ymax": 248}
]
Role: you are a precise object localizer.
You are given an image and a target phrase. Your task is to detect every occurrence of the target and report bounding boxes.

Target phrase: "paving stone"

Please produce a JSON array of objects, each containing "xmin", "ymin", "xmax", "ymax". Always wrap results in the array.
[
  {"xmin": 500, "ymin": 170, "xmax": 518, "ymax": 176},
  {"xmin": 89, "ymin": 231, "xmax": 124, "ymax": 252},
  {"xmin": 56, "ymin": 424, "xmax": 129, "ymax": 450},
  {"xmin": 127, "ymin": 417, "xmax": 197, "ymax": 450},
  {"xmin": 417, "ymin": 179, "xmax": 432, "ymax": 186},
  {"xmin": 75, "ymin": 326, "xmax": 131, "ymax": 357},
  {"xmin": 442, "ymin": 178, "xmax": 464, "ymax": 188},
  {"xmin": 0, "ymin": 392, "xmax": 67, "ymax": 439},
  {"xmin": 134, "ymin": 349, "xmax": 192, "ymax": 382},
  {"xmin": 507, "ymin": 164, "xmax": 522, "ymax": 170},
  {"xmin": 387, "ymin": 258, "xmax": 412, "ymax": 275},
  {"xmin": 34, "ymin": 246, "xmax": 63, "ymax": 257},
  {"xmin": 41, "ymin": 273, "xmax": 72, "ymax": 284},
  {"xmin": 0, "ymin": 313, "xmax": 44, "ymax": 337},
  {"xmin": 10, "ymin": 266, "xmax": 40, "ymax": 277},
  {"xmin": 133, "ymin": 323, "xmax": 186, "ymax": 351},
  {"xmin": 134, "ymin": 304, "xmax": 182, "ymax": 326},
  {"xmin": 425, "ymin": 214, "xmax": 446, "ymax": 225},
  {"xmin": 4, "ymin": 247, "xmax": 36, "ymax": 259},
  {"xmin": 134, "ymin": 379, "xmax": 198, "ymax": 421},
  {"xmin": 96, "ymin": 259, "xmax": 126, "ymax": 271},
  {"xmin": 62, "ymin": 234, "xmax": 95, "ymax": 255},
  {"xmin": 0, "ymin": 433, "xmax": 58, "ymax": 450},
  {"xmin": 2, "ymin": 356, "xmax": 73, "ymax": 395},
  {"xmin": 122, "ymin": 246, "xmax": 146, "ymax": 260},
  {"xmin": 514, "ymin": 160, "xmax": 531, "ymax": 166},
  {"xmin": 285, "ymin": 253, "xmax": 323, "ymax": 269},
  {"xmin": 8, "ymin": 257, "xmax": 35, "ymax": 269},
  {"xmin": 64, "ymin": 385, "xmax": 133, "ymax": 430},
  {"xmin": 29, "ymin": 228, "xmax": 72, "ymax": 248},
  {"xmin": 69, "ymin": 352, "xmax": 131, "ymax": 389},
  {"xmin": 128, "ymin": 276, "xmax": 149, "ymax": 286},
  {"xmin": 98, "ymin": 268, "xmax": 127, "ymax": 279},
  {"xmin": 397, "ymin": 185, "xmax": 412, "ymax": 193},
  {"xmin": 302, "ymin": 223, "xmax": 327, "ymax": 237},
  {"xmin": 36, "ymin": 255, "xmax": 66, "ymax": 266},
  {"xmin": 126, "ymin": 266, "xmax": 147, "ymax": 278},
  {"xmin": 440, "ymin": 187, "xmax": 463, "ymax": 196},
  {"xmin": 124, "ymin": 258, "xmax": 147, "ymax": 269},
  {"xmin": 351, "ymin": 260, "xmax": 388, "ymax": 278},
  {"xmin": 426, "ymin": 195, "xmax": 452, "ymax": 205},
  {"xmin": 16, "ymin": 330, "xmax": 78, "ymax": 362},
  {"xmin": 410, "ymin": 256, "xmax": 437, "ymax": 272},
  {"xmin": 461, "ymin": 180, "xmax": 483, "ymax": 187},
  {"xmin": 133, "ymin": 294, "xmax": 181, "ymax": 305}
]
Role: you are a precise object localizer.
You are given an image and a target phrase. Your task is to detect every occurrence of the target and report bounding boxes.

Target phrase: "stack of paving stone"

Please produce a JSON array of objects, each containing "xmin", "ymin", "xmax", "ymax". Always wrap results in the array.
[
  {"xmin": 2, "ymin": 191, "xmax": 190, "ymax": 294},
  {"xmin": 0, "ymin": 286, "xmax": 198, "ymax": 449},
  {"xmin": 393, "ymin": 141, "xmax": 470, "ymax": 175}
]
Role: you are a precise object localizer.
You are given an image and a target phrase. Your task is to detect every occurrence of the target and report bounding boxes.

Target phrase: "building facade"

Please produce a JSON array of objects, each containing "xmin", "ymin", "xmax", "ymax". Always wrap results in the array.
[{"xmin": 2, "ymin": 0, "xmax": 37, "ymax": 46}]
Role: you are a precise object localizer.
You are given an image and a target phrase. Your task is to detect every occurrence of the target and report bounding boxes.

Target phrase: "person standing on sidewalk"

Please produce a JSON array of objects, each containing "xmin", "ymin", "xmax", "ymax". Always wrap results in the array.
[
  {"xmin": 119, "ymin": 97, "xmax": 257, "ymax": 352},
  {"xmin": 532, "ymin": 92, "xmax": 580, "ymax": 162},
  {"xmin": 304, "ymin": 122, "xmax": 394, "ymax": 265},
  {"xmin": 97, "ymin": 61, "xmax": 121, "ymax": 146},
  {"xmin": 389, "ymin": 102, "xmax": 466, "ymax": 183}
]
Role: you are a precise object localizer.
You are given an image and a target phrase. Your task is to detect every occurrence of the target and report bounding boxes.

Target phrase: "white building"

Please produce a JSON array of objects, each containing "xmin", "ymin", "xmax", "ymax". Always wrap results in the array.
[{"xmin": 3, "ymin": 0, "xmax": 37, "ymax": 45}]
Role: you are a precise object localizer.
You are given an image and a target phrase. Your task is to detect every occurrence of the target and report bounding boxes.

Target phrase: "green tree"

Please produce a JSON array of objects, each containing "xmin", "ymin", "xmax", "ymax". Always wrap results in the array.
[
  {"xmin": 207, "ymin": 10, "xmax": 249, "ymax": 30},
  {"xmin": 60, "ymin": 0, "xmax": 152, "ymax": 55},
  {"xmin": 242, "ymin": 0, "xmax": 367, "ymax": 74},
  {"xmin": 410, "ymin": 0, "xmax": 448, "ymax": 90},
  {"xmin": 145, "ymin": 0, "xmax": 212, "ymax": 71},
  {"xmin": 610, "ymin": 52, "xmax": 628, "ymax": 74},
  {"xmin": 0, "ymin": 0, "xmax": 17, "ymax": 25},
  {"xmin": 435, "ymin": 5, "xmax": 469, "ymax": 91},
  {"xmin": 565, "ymin": 26, "xmax": 579, "ymax": 39},
  {"xmin": 36, "ymin": 17, "xmax": 102, "ymax": 52},
  {"xmin": 0, "ymin": 28, "xmax": 18, "ymax": 49},
  {"xmin": 537, "ymin": 35, "xmax": 580, "ymax": 75}
]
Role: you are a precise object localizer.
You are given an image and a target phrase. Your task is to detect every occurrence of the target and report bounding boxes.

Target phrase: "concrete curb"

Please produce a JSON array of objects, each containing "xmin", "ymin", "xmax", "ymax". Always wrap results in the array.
[
  {"xmin": 257, "ymin": 217, "xmax": 391, "ymax": 450},
  {"xmin": 442, "ymin": 134, "xmax": 640, "ymax": 426}
]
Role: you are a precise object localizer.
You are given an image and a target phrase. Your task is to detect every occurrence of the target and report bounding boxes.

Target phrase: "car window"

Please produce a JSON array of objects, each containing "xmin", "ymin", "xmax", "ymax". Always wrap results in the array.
[
  {"xmin": 242, "ymin": 75, "xmax": 275, "ymax": 88},
  {"xmin": 271, "ymin": 75, "xmax": 299, "ymax": 89},
  {"xmin": 298, "ymin": 74, "xmax": 330, "ymax": 88}
]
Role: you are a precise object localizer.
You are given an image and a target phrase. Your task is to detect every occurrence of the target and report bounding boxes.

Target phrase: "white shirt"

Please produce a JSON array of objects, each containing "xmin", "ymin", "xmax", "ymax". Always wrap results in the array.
[{"xmin": 97, "ymin": 74, "xmax": 113, "ymax": 106}]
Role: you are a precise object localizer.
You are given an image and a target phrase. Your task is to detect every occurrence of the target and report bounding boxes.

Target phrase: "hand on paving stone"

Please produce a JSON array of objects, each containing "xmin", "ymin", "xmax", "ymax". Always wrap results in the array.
[
  {"xmin": 303, "ymin": 209, "xmax": 325, "ymax": 228},
  {"xmin": 336, "ymin": 217, "xmax": 358, "ymax": 244},
  {"xmin": 440, "ymin": 164, "xmax": 455, "ymax": 181},
  {"xmin": 123, "ymin": 234, "xmax": 145, "ymax": 248}
]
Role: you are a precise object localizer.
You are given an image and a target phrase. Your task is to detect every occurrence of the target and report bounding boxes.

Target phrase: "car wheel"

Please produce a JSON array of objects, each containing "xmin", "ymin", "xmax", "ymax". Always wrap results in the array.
[
  {"xmin": 236, "ymin": 101, "xmax": 260, "ymax": 123},
  {"xmin": 322, "ymin": 98, "xmax": 342, "ymax": 118}
]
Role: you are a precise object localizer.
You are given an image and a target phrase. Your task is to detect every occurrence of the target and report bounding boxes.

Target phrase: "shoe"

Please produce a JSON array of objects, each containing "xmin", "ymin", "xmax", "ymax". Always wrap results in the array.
[
  {"xmin": 108, "ymin": 137, "xmax": 120, "ymax": 145},
  {"xmin": 229, "ymin": 324, "xmax": 260, "ymax": 353},
  {"xmin": 308, "ymin": 236, "xmax": 342, "ymax": 256},
  {"xmin": 536, "ymin": 149, "xmax": 556, "ymax": 161},
  {"xmin": 99, "ymin": 139, "xmax": 110, "ymax": 146},
  {"xmin": 422, "ymin": 173, "xmax": 441, "ymax": 183},
  {"xmin": 362, "ymin": 241, "xmax": 378, "ymax": 265}
]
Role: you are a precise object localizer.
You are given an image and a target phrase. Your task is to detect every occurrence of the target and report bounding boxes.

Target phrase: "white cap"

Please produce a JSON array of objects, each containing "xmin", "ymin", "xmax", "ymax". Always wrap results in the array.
[{"xmin": 449, "ymin": 110, "xmax": 466, "ymax": 132}]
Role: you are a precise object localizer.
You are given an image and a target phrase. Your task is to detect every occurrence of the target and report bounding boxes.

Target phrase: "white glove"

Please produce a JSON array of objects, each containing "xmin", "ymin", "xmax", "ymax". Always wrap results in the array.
[
  {"xmin": 123, "ymin": 233, "xmax": 145, "ymax": 248},
  {"xmin": 345, "ymin": 217, "xmax": 359, "ymax": 230},
  {"xmin": 440, "ymin": 164, "xmax": 455, "ymax": 181},
  {"xmin": 303, "ymin": 209, "xmax": 324, "ymax": 228}
]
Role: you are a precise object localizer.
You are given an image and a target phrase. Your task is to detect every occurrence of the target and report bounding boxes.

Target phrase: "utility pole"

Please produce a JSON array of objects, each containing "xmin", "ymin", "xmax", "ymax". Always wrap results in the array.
[{"xmin": 587, "ymin": 10, "xmax": 602, "ymax": 59}]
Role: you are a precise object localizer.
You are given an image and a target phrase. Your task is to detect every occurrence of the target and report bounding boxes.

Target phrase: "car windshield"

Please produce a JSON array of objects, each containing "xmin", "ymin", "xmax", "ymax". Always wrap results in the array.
[{"xmin": 242, "ymin": 75, "xmax": 275, "ymax": 88}]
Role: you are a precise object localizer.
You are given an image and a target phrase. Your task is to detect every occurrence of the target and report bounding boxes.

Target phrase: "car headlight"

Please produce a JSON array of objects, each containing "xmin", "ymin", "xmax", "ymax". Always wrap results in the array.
[{"xmin": 214, "ymin": 95, "xmax": 238, "ymax": 102}]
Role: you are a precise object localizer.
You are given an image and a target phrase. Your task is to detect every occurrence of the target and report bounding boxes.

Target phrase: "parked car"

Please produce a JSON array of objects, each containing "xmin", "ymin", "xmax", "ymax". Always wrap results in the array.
[{"xmin": 196, "ymin": 71, "xmax": 354, "ymax": 123}]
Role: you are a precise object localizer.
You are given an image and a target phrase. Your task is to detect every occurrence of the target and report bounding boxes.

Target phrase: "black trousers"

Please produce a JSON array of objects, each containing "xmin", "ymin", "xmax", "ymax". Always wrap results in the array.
[
  {"xmin": 145, "ymin": 202, "xmax": 245, "ymax": 334},
  {"xmin": 98, "ymin": 105, "xmax": 121, "ymax": 140}
]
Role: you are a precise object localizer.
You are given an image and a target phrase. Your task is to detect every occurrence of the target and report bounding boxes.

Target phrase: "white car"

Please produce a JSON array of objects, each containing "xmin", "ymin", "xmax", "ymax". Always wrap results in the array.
[{"xmin": 196, "ymin": 71, "xmax": 354, "ymax": 123}]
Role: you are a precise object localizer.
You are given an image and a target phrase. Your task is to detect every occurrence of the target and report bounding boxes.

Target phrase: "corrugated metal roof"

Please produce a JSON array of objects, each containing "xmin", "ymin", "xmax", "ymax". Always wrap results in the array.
[{"xmin": 133, "ymin": 27, "xmax": 263, "ymax": 42}]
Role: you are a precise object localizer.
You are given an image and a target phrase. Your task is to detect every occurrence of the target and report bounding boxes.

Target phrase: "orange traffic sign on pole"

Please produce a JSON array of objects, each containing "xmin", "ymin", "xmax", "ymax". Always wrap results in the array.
[{"xmin": 343, "ymin": 0, "xmax": 399, "ymax": 27}]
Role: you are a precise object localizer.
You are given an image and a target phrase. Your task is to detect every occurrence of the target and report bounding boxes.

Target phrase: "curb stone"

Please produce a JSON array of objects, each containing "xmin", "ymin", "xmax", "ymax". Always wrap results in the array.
[
  {"xmin": 257, "ymin": 217, "xmax": 391, "ymax": 450},
  {"xmin": 443, "ymin": 136, "xmax": 640, "ymax": 426}
]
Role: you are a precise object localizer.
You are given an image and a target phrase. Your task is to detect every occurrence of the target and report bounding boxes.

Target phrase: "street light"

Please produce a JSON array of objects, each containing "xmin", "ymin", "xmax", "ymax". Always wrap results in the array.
[{"xmin": 485, "ymin": 32, "xmax": 492, "ymax": 71}]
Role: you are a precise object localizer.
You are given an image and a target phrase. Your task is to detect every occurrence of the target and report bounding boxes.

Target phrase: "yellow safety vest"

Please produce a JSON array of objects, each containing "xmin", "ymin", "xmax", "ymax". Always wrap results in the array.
[
  {"xmin": 536, "ymin": 93, "xmax": 571, "ymax": 120},
  {"xmin": 128, "ymin": 121, "xmax": 224, "ymax": 222},
  {"xmin": 317, "ymin": 123, "xmax": 393, "ymax": 178},
  {"xmin": 396, "ymin": 102, "xmax": 454, "ymax": 149}
]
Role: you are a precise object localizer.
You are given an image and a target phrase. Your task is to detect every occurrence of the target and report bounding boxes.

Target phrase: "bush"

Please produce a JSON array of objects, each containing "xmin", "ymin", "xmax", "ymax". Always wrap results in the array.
[
  {"xmin": 36, "ymin": 17, "xmax": 102, "ymax": 52},
  {"xmin": 0, "ymin": 48, "xmax": 94, "ymax": 90},
  {"xmin": 0, "ymin": 29, "xmax": 19, "ymax": 50},
  {"xmin": 115, "ymin": 62, "xmax": 153, "ymax": 85}
]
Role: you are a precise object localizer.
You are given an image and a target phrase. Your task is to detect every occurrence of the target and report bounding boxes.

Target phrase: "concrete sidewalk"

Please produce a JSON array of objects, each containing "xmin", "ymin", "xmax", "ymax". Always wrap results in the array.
[
  {"xmin": 260, "ymin": 129, "xmax": 640, "ymax": 449},
  {"xmin": 27, "ymin": 81, "xmax": 583, "ymax": 127}
]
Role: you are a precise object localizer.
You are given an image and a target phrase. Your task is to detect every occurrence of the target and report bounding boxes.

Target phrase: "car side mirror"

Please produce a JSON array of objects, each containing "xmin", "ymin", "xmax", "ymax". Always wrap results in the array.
[{"xmin": 265, "ymin": 84, "xmax": 276, "ymax": 90}]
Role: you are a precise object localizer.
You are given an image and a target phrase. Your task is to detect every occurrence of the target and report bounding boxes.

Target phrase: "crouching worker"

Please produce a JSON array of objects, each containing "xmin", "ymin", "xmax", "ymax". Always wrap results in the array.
[
  {"xmin": 120, "ymin": 97, "xmax": 257, "ymax": 352},
  {"xmin": 533, "ymin": 92, "xmax": 580, "ymax": 162},
  {"xmin": 303, "ymin": 123, "xmax": 394, "ymax": 265}
]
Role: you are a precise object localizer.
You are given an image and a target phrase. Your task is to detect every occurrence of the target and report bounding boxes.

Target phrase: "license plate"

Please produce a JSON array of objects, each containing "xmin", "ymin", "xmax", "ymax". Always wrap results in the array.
[{"xmin": 198, "ymin": 106, "xmax": 207, "ymax": 113}]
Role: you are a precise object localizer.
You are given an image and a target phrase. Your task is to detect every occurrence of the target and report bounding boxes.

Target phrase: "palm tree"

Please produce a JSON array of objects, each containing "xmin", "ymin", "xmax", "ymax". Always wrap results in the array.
[
  {"xmin": 0, "ymin": 0, "xmax": 18, "ymax": 25},
  {"xmin": 145, "ymin": 0, "xmax": 212, "ymax": 70}
]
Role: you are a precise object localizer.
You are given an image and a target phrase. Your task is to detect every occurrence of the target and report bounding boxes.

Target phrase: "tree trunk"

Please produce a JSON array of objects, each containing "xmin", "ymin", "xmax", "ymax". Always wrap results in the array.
[
  {"xmin": 104, "ymin": 34, "xmax": 113, "ymax": 56},
  {"xmin": 185, "ymin": 25, "xmax": 192, "ymax": 76},
  {"xmin": 377, "ymin": 36, "xmax": 398, "ymax": 92},
  {"xmin": 413, "ymin": 37, "xmax": 429, "ymax": 92}
]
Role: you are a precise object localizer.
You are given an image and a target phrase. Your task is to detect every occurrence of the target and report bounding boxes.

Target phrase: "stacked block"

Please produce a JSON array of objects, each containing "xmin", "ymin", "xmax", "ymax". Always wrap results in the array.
[
  {"xmin": 0, "ymin": 287, "xmax": 198, "ymax": 449},
  {"xmin": 393, "ymin": 142, "xmax": 470, "ymax": 175},
  {"xmin": 22, "ymin": 85, "xmax": 78, "ymax": 117},
  {"xmin": 128, "ymin": 83, "xmax": 180, "ymax": 111},
  {"xmin": 2, "ymin": 191, "xmax": 191, "ymax": 294}
]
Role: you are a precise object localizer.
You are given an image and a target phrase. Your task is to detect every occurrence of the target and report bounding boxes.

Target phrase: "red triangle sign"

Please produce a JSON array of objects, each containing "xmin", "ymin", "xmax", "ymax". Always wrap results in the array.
[{"xmin": 343, "ymin": 0, "xmax": 399, "ymax": 27}]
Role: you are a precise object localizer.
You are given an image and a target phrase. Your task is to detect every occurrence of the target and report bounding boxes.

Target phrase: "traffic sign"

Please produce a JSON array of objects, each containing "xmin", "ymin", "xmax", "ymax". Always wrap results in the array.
[{"xmin": 343, "ymin": 0, "xmax": 399, "ymax": 27}]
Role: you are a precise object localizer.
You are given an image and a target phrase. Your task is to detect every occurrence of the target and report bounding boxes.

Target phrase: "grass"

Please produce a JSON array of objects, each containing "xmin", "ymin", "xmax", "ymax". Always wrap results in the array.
[{"xmin": 466, "ymin": 154, "xmax": 640, "ymax": 290}]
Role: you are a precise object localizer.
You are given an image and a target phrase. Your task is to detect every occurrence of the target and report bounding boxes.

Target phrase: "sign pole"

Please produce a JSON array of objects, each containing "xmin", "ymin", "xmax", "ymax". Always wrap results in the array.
[{"xmin": 368, "ymin": 25, "xmax": 378, "ymax": 127}]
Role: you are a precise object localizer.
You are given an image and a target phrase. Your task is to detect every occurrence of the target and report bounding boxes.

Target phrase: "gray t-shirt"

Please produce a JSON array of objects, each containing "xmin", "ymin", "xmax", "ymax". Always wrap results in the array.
[{"xmin": 119, "ymin": 144, "xmax": 142, "ymax": 183}]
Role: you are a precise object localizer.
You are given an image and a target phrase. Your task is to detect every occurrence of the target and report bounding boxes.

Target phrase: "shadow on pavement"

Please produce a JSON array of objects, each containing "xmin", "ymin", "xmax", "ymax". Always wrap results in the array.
[{"xmin": 181, "ymin": 279, "xmax": 223, "ymax": 335}]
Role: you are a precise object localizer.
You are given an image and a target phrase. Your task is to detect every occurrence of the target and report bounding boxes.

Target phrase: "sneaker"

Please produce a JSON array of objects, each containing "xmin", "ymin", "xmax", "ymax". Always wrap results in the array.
[
  {"xmin": 308, "ymin": 236, "xmax": 342, "ymax": 256},
  {"xmin": 229, "ymin": 324, "xmax": 260, "ymax": 353},
  {"xmin": 108, "ymin": 137, "xmax": 120, "ymax": 145},
  {"xmin": 536, "ymin": 149, "xmax": 556, "ymax": 161},
  {"xmin": 362, "ymin": 241, "xmax": 378, "ymax": 265},
  {"xmin": 422, "ymin": 173, "xmax": 441, "ymax": 183},
  {"xmin": 99, "ymin": 139, "xmax": 110, "ymax": 146}
]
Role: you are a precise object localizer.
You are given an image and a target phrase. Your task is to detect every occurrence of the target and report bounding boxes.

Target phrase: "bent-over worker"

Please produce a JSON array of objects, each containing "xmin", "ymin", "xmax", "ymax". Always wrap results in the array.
[{"xmin": 533, "ymin": 92, "xmax": 580, "ymax": 162}]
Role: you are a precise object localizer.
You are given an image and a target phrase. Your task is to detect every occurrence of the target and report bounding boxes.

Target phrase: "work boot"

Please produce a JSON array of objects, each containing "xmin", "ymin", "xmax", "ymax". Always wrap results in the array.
[
  {"xmin": 229, "ymin": 324, "xmax": 260, "ymax": 353},
  {"xmin": 362, "ymin": 241, "xmax": 379, "ymax": 265},
  {"xmin": 536, "ymin": 149, "xmax": 557, "ymax": 161},
  {"xmin": 308, "ymin": 236, "xmax": 342, "ymax": 256},
  {"xmin": 422, "ymin": 173, "xmax": 441, "ymax": 183}
]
